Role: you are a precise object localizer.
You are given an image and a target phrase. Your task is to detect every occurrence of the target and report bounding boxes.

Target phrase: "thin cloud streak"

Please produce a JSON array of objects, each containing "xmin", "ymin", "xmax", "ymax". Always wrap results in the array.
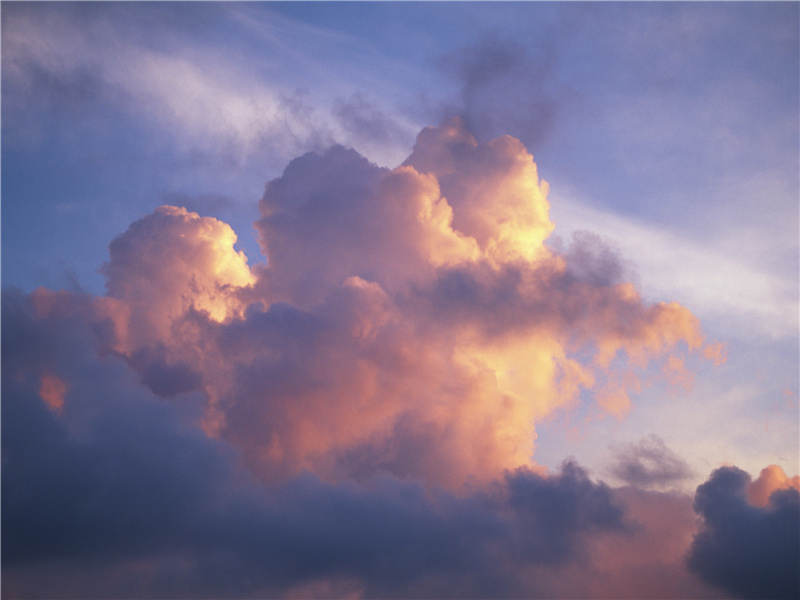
[{"xmin": 1, "ymin": 2, "xmax": 418, "ymax": 171}]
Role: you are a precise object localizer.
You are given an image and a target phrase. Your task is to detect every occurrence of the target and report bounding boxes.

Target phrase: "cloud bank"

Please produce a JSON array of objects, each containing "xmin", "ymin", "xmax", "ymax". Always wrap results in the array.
[{"xmin": 2, "ymin": 121, "xmax": 794, "ymax": 598}]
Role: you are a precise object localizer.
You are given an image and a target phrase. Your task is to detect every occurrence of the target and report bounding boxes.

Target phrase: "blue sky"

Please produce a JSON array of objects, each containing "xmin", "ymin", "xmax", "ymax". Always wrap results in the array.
[{"xmin": 2, "ymin": 3, "xmax": 798, "ymax": 598}]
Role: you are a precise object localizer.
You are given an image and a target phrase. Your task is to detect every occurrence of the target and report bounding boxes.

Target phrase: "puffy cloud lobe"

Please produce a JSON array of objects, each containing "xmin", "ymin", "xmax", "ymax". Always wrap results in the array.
[
  {"xmin": 687, "ymin": 466, "xmax": 800, "ymax": 599},
  {"xmin": 503, "ymin": 461, "xmax": 625, "ymax": 564},
  {"xmin": 255, "ymin": 140, "xmax": 479, "ymax": 307},
  {"xmin": 746, "ymin": 464, "xmax": 800, "ymax": 508},
  {"xmin": 404, "ymin": 117, "xmax": 553, "ymax": 264},
  {"xmin": 95, "ymin": 205, "xmax": 256, "ymax": 431},
  {"xmin": 103, "ymin": 205, "xmax": 253, "ymax": 324}
]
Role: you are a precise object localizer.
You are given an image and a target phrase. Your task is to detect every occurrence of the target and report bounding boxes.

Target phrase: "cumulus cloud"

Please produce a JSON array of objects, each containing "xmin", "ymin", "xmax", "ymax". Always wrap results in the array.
[
  {"xmin": 2, "ymin": 120, "xmax": 742, "ymax": 597},
  {"xmin": 746, "ymin": 464, "xmax": 800, "ymax": 508},
  {"xmin": 102, "ymin": 205, "xmax": 254, "ymax": 327},
  {"xmin": 198, "ymin": 117, "xmax": 718, "ymax": 486},
  {"xmin": 8, "ymin": 119, "xmax": 721, "ymax": 490},
  {"xmin": 687, "ymin": 466, "xmax": 800, "ymax": 599}
]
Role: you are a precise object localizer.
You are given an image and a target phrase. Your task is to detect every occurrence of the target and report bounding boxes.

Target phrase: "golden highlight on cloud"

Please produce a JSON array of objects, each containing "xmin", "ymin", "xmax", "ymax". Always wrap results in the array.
[
  {"xmin": 63, "ymin": 119, "xmax": 722, "ymax": 489},
  {"xmin": 747, "ymin": 464, "xmax": 800, "ymax": 507}
]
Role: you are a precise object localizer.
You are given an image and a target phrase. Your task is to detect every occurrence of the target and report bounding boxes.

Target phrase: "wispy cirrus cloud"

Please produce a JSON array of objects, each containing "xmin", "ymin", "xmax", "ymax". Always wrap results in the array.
[{"xmin": 1, "ymin": 2, "xmax": 416, "ymax": 170}]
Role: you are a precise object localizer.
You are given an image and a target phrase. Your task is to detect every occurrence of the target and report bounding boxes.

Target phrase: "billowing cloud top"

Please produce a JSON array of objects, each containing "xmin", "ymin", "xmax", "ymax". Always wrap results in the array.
[
  {"xmin": 61, "ymin": 118, "xmax": 718, "ymax": 489},
  {"xmin": 5, "ymin": 121, "xmax": 794, "ymax": 599}
]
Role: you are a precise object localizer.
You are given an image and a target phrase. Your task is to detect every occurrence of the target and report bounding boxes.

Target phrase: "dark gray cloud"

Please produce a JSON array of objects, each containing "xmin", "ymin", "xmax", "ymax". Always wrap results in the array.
[
  {"xmin": 129, "ymin": 344, "xmax": 203, "ymax": 398},
  {"xmin": 1, "ymin": 286, "xmax": 629, "ymax": 597},
  {"xmin": 1, "ymin": 290, "xmax": 233, "ymax": 568},
  {"xmin": 563, "ymin": 230, "xmax": 628, "ymax": 287},
  {"xmin": 438, "ymin": 34, "xmax": 573, "ymax": 149},
  {"xmin": 610, "ymin": 434, "xmax": 694, "ymax": 489},
  {"xmin": 687, "ymin": 466, "xmax": 800, "ymax": 599}
]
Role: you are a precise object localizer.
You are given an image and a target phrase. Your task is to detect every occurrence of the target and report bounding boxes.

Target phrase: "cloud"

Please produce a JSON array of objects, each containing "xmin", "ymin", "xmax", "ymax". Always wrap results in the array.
[
  {"xmin": 610, "ymin": 434, "xmax": 694, "ymax": 490},
  {"xmin": 687, "ymin": 466, "xmax": 800, "ymax": 599},
  {"xmin": 5, "ymin": 119, "xmax": 718, "ymax": 491},
  {"xmin": 438, "ymin": 34, "xmax": 572, "ymax": 149},
  {"xmin": 0, "ymin": 304, "xmax": 725, "ymax": 599},
  {"xmin": 524, "ymin": 485, "xmax": 727, "ymax": 599},
  {"xmin": 1, "ymin": 296, "xmax": 627, "ymax": 596},
  {"xmin": 548, "ymin": 191, "xmax": 798, "ymax": 340},
  {"xmin": 2, "ymin": 120, "xmax": 738, "ymax": 597},
  {"xmin": 101, "ymin": 205, "xmax": 254, "ymax": 347},
  {"xmin": 215, "ymin": 118, "xmax": 719, "ymax": 486},
  {"xmin": 1, "ymin": 2, "xmax": 418, "ymax": 171},
  {"xmin": 1, "ymin": 3, "xmax": 322, "ymax": 160},
  {"xmin": 747, "ymin": 464, "xmax": 800, "ymax": 507},
  {"xmin": 334, "ymin": 92, "xmax": 414, "ymax": 150},
  {"xmin": 1, "ymin": 288, "xmax": 233, "ymax": 565}
]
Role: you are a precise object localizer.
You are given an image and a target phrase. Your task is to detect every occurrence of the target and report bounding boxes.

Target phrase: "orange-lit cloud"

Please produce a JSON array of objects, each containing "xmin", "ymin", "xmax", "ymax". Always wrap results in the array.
[
  {"xmin": 39, "ymin": 373, "xmax": 68, "ymax": 413},
  {"xmin": 747, "ymin": 464, "xmax": 800, "ymax": 507},
  {"xmin": 2, "ymin": 120, "xmax": 791, "ymax": 600},
  {"xmin": 101, "ymin": 205, "xmax": 254, "ymax": 349},
  {"xmin": 77, "ymin": 119, "xmax": 723, "ymax": 489}
]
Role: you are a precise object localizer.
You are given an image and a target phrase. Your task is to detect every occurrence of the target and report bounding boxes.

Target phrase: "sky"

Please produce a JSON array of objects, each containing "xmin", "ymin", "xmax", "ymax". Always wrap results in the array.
[{"xmin": 2, "ymin": 2, "xmax": 798, "ymax": 598}]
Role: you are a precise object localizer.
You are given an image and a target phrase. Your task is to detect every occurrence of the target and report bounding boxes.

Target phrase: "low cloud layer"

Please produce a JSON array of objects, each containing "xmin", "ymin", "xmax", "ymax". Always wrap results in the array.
[{"xmin": 2, "ymin": 121, "xmax": 794, "ymax": 598}]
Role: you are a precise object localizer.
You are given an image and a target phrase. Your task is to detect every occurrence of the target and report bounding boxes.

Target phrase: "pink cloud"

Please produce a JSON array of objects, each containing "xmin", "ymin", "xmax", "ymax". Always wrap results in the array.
[
  {"xmin": 747, "ymin": 464, "xmax": 800, "ymax": 507},
  {"xmin": 67, "ymin": 120, "xmax": 723, "ymax": 489}
]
